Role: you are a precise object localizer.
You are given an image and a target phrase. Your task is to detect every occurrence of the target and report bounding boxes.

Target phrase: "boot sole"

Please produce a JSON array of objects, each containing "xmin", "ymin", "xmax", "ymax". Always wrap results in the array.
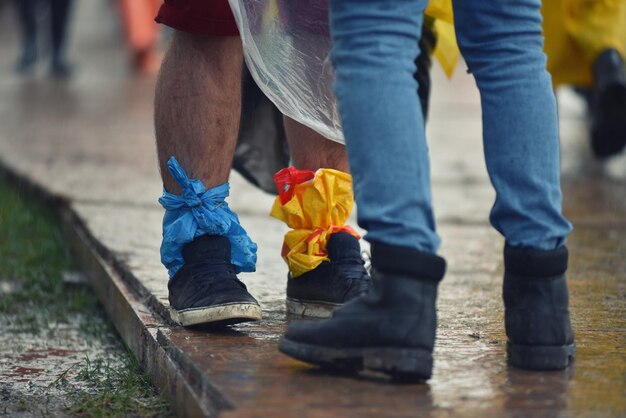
[
  {"xmin": 507, "ymin": 341, "xmax": 576, "ymax": 371},
  {"xmin": 170, "ymin": 302, "xmax": 262, "ymax": 327},
  {"xmin": 286, "ymin": 298, "xmax": 341, "ymax": 318},
  {"xmin": 279, "ymin": 338, "xmax": 433, "ymax": 382}
]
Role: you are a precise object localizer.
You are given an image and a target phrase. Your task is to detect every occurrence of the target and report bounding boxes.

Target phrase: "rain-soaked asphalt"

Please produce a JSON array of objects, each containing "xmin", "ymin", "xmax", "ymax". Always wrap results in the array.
[{"xmin": 0, "ymin": 1, "xmax": 624, "ymax": 417}]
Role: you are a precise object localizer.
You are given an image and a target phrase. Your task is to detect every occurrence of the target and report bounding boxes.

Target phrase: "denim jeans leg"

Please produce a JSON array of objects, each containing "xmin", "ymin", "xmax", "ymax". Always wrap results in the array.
[
  {"xmin": 453, "ymin": 0, "xmax": 573, "ymax": 250},
  {"xmin": 328, "ymin": 0, "xmax": 440, "ymax": 253}
]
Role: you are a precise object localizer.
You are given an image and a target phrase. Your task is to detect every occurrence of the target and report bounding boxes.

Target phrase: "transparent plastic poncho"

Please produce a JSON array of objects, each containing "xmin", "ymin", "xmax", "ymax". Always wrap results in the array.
[
  {"xmin": 228, "ymin": 0, "xmax": 458, "ymax": 144},
  {"xmin": 229, "ymin": 0, "xmax": 342, "ymax": 143}
]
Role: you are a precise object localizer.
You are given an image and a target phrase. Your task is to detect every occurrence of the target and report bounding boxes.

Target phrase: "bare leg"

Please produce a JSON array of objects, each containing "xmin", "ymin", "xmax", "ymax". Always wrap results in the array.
[
  {"xmin": 156, "ymin": 32, "xmax": 261, "ymax": 326},
  {"xmin": 155, "ymin": 32, "xmax": 243, "ymax": 193},
  {"xmin": 283, "ymin": 116, "xmax": 350, "ymax": 173}
]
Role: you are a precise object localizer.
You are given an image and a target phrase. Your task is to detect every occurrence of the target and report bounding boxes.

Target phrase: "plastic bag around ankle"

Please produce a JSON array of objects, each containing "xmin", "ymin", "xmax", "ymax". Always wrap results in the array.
[
  {"xmin": 270, "ymin": 167, "xmax": 359, "ymax": 278},
  {"xmin": 159, "ymin": 157, "xmax": 257, "ymax": 278}
]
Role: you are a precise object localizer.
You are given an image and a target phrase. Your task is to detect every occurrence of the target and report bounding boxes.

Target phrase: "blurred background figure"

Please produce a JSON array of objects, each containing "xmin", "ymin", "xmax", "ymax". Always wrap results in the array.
[
  {"xmin": 117, "ymin": 0, "xmax": 161, "ymax": 75},
  {"xmin": 13, "ymin": 0, "xmax": 74, "ymax": 77},
  {"xmin": 543, "ymin": 0, "xmax": 626, "ymax": 158}
]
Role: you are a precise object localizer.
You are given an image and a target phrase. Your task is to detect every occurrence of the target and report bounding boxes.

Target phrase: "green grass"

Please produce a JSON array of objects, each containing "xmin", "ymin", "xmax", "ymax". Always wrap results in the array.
[
  {"xmin": 0, "ymin": 177, "xmax": 172, "ymax": 417},
  {"xmin": 66, "ymin": 351, "xmax": 171, "ymax": 418},
  {"xmin": 0, "ymin": 180, "xmax": 76, "ymax": 328}
]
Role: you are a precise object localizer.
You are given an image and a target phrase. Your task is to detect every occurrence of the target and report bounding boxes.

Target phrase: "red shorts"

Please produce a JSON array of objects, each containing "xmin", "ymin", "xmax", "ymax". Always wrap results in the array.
[{"xmin": 155, "ymin": 0, "xmax": 239, "ymax": 36}]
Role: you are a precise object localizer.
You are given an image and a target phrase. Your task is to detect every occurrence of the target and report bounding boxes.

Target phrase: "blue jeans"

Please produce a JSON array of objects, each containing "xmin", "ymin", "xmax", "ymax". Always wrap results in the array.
[{"xmin": 328, "ymin": 0, "xmax": 572, "ymax": 253}]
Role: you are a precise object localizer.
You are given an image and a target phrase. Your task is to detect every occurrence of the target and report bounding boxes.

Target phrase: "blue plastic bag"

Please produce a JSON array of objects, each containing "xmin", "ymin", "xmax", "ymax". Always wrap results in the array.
[{"xmin": 158, "ymin": 157, "xmax": 257, "ymax": 278}]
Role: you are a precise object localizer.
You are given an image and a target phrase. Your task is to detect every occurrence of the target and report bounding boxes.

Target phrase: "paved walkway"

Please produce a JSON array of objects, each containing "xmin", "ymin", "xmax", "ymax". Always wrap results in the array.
[{"xmin": 1, "ymin": 2, "xmax": 625, "ymax": 417}]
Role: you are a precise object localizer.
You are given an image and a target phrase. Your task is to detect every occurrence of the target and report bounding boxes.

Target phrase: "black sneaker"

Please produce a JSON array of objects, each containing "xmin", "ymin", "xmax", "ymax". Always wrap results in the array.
[
  {"xmin": 279, "ymin": 243, "xmax": 446, "ymax": 382},
  {"xmin": 590, "ymin": 49, "xmax": 626, "ymax": 158},
  {"xmin": 168, "ymin": 235, "xmax": 262, "ymax": 326},
  {"xmin": 286, "ymin": 232, "xmax": 370, "ymax": 318},
  {"xmin": 503, "ymin": 245, "xmax": 575, "ymax": 370}
]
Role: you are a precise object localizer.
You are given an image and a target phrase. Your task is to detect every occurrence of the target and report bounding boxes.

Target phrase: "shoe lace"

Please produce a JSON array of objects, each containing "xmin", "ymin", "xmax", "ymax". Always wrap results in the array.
[{"xmin": 334, "ymin": 258, "xmax": 370, "ymax": 300}]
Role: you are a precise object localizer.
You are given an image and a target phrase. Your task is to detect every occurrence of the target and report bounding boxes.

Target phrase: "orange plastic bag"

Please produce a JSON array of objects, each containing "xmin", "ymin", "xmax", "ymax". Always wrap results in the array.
[{"xmin": 270, "ymin": 167, "xmax": 359, "ymax": 278}]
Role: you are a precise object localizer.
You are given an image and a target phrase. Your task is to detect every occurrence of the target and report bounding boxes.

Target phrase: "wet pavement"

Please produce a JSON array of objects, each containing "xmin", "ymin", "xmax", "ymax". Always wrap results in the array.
[{"xmin": 1, "ymin": 2, "xmax": 625, "ymax": 417}]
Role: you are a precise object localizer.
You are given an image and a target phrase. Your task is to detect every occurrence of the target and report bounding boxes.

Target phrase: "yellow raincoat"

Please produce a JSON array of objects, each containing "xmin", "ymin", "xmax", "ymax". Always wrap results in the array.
[
  {"xmin": 543, "ymin": 0, "xmax": 626, "ymax": 87},
  {"xmin": 421, "ymin": 0, "xmax": 626, "ymax": 86},
  {"xmin": 426, "ymin": 0, "xmax": 459, "ymax": 78}
]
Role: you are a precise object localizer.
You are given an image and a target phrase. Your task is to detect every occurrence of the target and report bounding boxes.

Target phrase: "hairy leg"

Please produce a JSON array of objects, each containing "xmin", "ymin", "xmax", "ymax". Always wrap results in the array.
[
  {"xmin": 155, "ymin": 32, "xmax": 243, "ymax": 193},
  {"xmin": 283, "ymin": 116, "xmax": 350, "ymax": 173}
]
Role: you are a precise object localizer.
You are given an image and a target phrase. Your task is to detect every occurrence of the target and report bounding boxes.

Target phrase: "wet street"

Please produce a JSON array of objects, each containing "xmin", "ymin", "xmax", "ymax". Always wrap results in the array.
[{"xmin": 0, "ymin": 1, "xmax": 625, "ymax": 417}]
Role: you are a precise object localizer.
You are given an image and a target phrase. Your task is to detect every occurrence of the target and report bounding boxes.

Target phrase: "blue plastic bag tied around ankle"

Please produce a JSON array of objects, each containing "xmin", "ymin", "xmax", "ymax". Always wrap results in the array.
[{"xmin": 158, "ymin": 157, "xmax": 257, "ymax": 278}]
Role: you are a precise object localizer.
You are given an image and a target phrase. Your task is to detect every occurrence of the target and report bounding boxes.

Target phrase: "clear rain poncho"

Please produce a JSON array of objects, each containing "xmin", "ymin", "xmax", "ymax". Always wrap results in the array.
[
  {"xmin": 228, "ymin": 0, "xmax": 458, "ymax": 144},
  {"xmin": 230, "ymin": 0, "xmax": 341, "ymax": 142}
]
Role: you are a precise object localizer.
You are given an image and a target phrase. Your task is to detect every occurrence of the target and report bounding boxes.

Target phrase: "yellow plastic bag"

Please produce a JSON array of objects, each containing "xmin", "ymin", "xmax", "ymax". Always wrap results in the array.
[
  {"xmin": 270, "ymin": 167, "xmax": 359, "ymax": 278},
  {"xmin": 425, "ymin": 0, "xmax": 454, "ymax": 22}
]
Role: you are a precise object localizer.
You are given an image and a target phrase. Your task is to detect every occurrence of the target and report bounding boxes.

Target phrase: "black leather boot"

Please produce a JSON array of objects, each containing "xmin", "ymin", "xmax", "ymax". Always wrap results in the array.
[
  {"xmin": 279, "ymin": 242, "xmax": 446, "ymax": 381},
  {"xmin": 503, "ymin": 245, "xmax": 575, "ymax": 370},
  {"xmin": 590, "ymin": 49, "xmax": 626, "ymax": 158}
]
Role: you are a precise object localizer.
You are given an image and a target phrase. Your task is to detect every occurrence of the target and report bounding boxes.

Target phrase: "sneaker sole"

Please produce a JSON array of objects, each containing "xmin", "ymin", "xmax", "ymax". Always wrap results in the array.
[
  {"xmin": 279, "ymin": 338, "xmax": 432, "ymax": 382},
  {"xmin": 286, "ymin": 298, "xmax": 341, "ymax": 318},
  {"xmin": 507, "ymin": 341, "xmax": 576, "ymax": 371},
  {"xmin": 170, "ymin": 302, "xmax": 262, "ymax": 327}
]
